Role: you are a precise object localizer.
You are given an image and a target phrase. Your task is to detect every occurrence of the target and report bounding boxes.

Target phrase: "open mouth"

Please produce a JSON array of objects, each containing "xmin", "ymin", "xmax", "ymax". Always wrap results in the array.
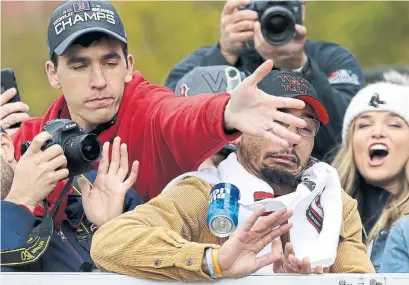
[{"xmin": 368, "ymin": 143, "xmax": 389, "ymax": 166}]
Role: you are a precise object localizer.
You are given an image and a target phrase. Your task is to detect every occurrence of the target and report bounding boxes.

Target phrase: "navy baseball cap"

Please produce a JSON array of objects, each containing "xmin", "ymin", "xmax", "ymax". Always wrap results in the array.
[
  {"xmin": 47, "ymin": 1, "xmax": 127, "ymax": 58},
  {"xmin": 257, "ymin": 71, "xmax": 329, "ymax": 124}
]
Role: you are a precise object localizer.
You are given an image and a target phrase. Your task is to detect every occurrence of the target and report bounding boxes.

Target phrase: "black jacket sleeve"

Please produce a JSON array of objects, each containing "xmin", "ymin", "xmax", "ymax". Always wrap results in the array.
[
  {"xmin": 303, "ymin": 41, "xmax": 365, "ymax": 160},
  {"xmin": 165, "ymin": 43, "xmax": 232, "ymax": 91}
]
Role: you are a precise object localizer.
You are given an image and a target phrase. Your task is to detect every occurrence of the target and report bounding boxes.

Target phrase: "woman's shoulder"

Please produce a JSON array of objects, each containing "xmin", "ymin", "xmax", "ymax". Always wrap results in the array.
[{"xmin": 392, "ymin": 215, "xmax": 409, "ymax": 233}]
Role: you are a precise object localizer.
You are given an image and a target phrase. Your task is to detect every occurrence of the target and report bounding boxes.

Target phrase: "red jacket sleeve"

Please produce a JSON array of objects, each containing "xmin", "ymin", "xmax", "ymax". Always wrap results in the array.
[{"xmin": 140, "ymin": 84, "xmax": 241, "ymax": 172}]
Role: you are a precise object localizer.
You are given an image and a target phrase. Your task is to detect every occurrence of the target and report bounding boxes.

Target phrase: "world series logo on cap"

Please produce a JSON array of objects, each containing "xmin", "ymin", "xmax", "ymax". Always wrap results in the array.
[{"xmin": 73, "ymin": 1, "xmax": 91, "ymax": 13}]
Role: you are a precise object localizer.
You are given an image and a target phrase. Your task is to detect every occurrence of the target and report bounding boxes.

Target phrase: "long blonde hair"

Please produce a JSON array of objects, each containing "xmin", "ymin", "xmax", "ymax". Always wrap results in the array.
[{"xmin": 332, "ymin": 120, "xmax": 409, "ymax": 244}]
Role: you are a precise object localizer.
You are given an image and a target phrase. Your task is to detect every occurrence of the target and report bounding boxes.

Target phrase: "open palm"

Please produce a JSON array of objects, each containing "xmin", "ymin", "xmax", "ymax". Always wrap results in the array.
[
  {"xmin": 80, "ymin": 137, "xmax": 139, "ymax": 227},
  {"xmin": 217, "ymin": 207, "xmax": 293, "ymax": 278},
  {"xmin": 225, "ymin": 59, "xmax": 307, "ymax": 148}
]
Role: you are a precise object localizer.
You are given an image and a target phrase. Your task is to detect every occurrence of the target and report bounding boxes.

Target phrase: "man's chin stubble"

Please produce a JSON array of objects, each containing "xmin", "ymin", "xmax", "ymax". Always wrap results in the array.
[{"xmin": 260, "ymin": 166, "xmax": 302, "ymax": 189}]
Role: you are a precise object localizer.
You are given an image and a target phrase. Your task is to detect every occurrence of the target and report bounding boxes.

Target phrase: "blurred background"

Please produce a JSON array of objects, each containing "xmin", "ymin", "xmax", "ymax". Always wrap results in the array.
[{"xmin": 2, "ymin": 1, "xmax": 409, "ymax": 117}]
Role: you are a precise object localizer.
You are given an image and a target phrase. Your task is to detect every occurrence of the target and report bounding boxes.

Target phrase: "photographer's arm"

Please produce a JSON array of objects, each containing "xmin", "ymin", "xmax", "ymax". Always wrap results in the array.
[
  {"xmin": 1, "ymin": 202, "xmax": 36, "ymax": 249},
  {"xmin": 0, "ymin": 201, "xmax": 37, "ymax": 272},
  {"xmin": 1, "ymin": 132, "xmax": 68, "ymax": 271},
  {"xmin": 164, "ymin": 0, "xmax": 256, "ymax": 91}
]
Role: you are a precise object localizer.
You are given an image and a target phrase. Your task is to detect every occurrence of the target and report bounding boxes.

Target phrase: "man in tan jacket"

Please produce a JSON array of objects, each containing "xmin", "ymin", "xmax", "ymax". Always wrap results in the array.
[{"xmin": 91, "ymin": 70, "xmax": 375, "ymax": 280}]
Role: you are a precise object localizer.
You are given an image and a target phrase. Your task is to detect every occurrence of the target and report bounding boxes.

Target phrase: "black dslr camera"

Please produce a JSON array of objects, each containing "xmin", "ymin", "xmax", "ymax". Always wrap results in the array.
[
  {"xmin": 21, "ymin": 119, "xmax": 102, "ymax": 177},
  {"xmin": 240, "ymin": 0, "xmax": 303, "ymax": 46}
]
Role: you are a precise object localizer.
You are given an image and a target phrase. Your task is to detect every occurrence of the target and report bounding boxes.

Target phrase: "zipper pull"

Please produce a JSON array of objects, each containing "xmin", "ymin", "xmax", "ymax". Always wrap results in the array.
[{"xmin": 57, "ymin": 229, "xmax": 67, "ymax": 243}]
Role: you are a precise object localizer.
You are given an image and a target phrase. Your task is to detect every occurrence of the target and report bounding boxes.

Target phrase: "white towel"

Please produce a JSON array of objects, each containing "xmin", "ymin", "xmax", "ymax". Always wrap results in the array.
[
  {"xmin": 162, "ymin": 153, "xmax": 343, "ymax": 272},
  {"xmin": 288, "ymin": 162, "xmax": 343, "ymax": 268}
]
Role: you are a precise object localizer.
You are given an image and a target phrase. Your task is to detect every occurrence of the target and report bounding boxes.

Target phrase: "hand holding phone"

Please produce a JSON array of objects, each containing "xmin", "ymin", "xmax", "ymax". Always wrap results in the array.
[{"xmin": 1, "ymin": 68, "xmax": 30, "ymax": 130}]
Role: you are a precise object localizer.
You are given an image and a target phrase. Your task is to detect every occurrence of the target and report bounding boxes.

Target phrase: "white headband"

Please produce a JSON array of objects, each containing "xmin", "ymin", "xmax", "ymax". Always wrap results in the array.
[{"xmin": 342, "ymin": 82, "xmax": 409, "ymax": 142}]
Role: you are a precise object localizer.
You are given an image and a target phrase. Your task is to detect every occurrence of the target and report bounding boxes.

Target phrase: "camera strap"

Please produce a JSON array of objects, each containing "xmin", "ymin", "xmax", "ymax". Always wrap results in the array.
[{"xmin": 0, "ymin": 177, "xmax": 74, "ymax": 266}]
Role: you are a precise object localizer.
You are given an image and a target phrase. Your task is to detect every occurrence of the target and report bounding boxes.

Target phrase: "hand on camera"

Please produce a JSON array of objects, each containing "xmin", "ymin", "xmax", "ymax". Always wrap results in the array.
[
  {"xmin": 5, "ymin": 132, "xmax": 69, "ymax": 212},
  {"xmin": 219, "ymin": 0, "xmax": 258, "ymax": 64},
  {"xmin": 0, "ymin": 88, "xmax": 30, "ymax": 136},
  {"xmin": 271, "ymin": 240, "xmax": 326, "ymax": 274},
  {"xmin": 212, "ymin": 207, "xmax": 293, "ymax": 278},
  {"xmin": 254, "ymin": 22, "xmax": 308, "ymax": 71},
  {"xmin": 80, "ymin": 137, "xmax": 139, "ymax": 228}
]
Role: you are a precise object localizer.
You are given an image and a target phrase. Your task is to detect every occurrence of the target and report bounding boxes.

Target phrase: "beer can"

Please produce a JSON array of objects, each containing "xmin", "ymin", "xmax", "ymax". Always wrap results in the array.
[{"xmin": 207, "ymin": 183, "xmax": 240, "ymax": 238}]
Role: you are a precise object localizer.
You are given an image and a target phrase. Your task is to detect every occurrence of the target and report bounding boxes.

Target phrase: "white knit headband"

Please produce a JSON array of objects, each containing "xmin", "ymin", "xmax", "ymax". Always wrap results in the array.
[{"xmin": 342, "ymin": 82, "xmax": 409, "ymax": 142}]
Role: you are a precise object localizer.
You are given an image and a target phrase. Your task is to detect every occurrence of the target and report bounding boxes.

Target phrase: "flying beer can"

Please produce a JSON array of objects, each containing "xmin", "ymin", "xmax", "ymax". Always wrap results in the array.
[{"xmin": 207, "ymin": 183, "xmax": 240, "ymax": 238}]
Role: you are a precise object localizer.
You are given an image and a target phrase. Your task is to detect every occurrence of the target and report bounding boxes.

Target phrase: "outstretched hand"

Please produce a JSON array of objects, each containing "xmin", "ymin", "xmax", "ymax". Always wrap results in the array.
[
  {"xmin": 217, "ymin": 207, "xmax": 293, "ymax": 278},
  {"xmin": 224, "ymin": 59, "xmax": 307, "ymax": 148},
  {"xmin": 80, "ymin": 137, "xmax": 139, "ymax": 227}
]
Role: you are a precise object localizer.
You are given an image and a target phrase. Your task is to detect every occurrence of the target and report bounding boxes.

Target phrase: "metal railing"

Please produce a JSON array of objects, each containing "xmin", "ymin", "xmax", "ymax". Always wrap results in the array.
[{"xmin": 2, "ymin": 273, "xmax": 409, "ymax": 285}]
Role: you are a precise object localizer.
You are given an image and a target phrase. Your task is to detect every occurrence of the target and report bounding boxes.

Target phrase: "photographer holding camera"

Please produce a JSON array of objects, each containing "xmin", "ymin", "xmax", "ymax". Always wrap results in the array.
[
  {"xmin": 165, "ymin": 0, "xmax": 365, "ymax": 160},
  {"xmin": 1, "ymin": 124, "xmax": 143, "ymax": 272}
]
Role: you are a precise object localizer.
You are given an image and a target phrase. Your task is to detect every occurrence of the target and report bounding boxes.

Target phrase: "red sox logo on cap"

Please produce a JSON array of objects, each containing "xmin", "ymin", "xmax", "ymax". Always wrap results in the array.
[
  {"xmin": 368, "ymin": 93, "xmax": 386, "ymax": 108},
  {"xmin": 278, "ymin": 74, "xmax": 311, "ymax": 94}
]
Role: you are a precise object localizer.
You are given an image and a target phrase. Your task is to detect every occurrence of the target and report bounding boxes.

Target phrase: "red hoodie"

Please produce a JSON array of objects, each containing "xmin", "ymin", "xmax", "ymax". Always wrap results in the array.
[{"xmin": 12, "ymin": 72, "xmax": 240, "ymax": 222}]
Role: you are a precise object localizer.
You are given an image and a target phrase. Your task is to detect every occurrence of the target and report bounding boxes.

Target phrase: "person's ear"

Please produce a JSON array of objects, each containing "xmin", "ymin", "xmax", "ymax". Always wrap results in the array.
[
  {"xmin": 45, "ymin": 60, "xmax": 62, "ymax": 89},
  {"xmin": 124, "ymin": 54, "xmax": 134, "ymax": 83},
  {"xmin": 0, "ymin": 133, "xmax": 15, "ymax": 163}
]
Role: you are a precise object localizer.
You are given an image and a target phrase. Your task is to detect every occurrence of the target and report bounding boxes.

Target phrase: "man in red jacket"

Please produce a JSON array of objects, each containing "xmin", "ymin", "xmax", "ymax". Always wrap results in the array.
[{"xmin": 9, "ymin": 1, "xmax": 307, "ymax": 215}]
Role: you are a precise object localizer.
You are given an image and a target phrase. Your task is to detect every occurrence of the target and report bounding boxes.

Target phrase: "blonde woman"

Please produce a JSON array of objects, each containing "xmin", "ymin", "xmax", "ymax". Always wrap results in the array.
[{"xmin": 332, "ymin": 71, "xmax": 409, "ymax": 272}]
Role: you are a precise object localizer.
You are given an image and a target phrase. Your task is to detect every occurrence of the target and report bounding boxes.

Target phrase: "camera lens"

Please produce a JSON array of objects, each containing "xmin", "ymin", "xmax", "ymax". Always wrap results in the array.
[
  {"xmin": 260, "ymin": 6, "xmax": 296, "ymax": 46},
  {"xmin": 63, "ymin": 134, "xmax": 102, "ymax": 164},
  {"xmin": 61, "ymin": 134, "xmax": 102, "ymax": 177},
  {"xmin": 80, "ymin": 136, "xmax": 101, "ymax": 161},
  {"xmin": 267, "ymin": 15, "xmax": 289, "ymax": 34}
]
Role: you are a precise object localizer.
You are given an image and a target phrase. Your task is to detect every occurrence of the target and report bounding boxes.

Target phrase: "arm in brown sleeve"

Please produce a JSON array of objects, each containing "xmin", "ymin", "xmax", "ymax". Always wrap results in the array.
[
  {"xmin": 90, "ymin": 177, "xmax": 215, "ymax": 280},
  {"xmin": 330, "ymin": 192, "xmax": 375, "ymax": 273}
]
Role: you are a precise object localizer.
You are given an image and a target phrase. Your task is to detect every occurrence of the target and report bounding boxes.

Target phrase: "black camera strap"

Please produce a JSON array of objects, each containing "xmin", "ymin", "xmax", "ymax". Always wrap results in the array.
[
  {"xmin": 0, "ymin": 177, "xmax": 74, "ymax": 266},
  {"xmin": 48, "ymin": 177, "xmax": 74, "ymax": 219}
]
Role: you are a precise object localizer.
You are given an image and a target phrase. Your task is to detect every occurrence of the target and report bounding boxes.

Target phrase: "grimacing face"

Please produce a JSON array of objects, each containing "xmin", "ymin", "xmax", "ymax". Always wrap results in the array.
[
  {"xmin": 46, "ymin": 37, "xmax": 134, "ymax": 131},
  {"xmin": 353, "ymin": 111, "xmax": 409, "ymax": 189},
  {"xmin": 238, "ymin": 104, "xmax": 316, "ymax": 188}
]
